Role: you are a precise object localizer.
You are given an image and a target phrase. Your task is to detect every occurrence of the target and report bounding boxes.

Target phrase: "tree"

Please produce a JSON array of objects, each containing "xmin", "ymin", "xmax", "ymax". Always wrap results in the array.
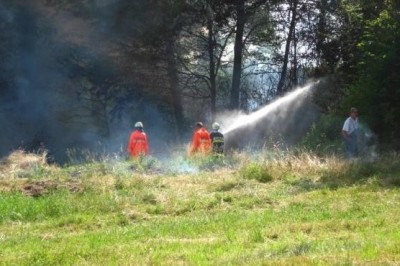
[
  {"xmin": 230, "ymin": 0, "xmax": 246, "ymax": 109},
  {"xmin": 110, "ymin": 0, "xmax": 190, "ymax": 138},
  {"xmin": 228, "ymin": 0, "xmax": 278, "ymax": 109},
  {"xmin": 176, "ymin": 0, "xmax": 234, "ymax": 121},
  {"xmin": 340, "ymin": 1, "xmax": 400, "ymax": 147},
  {"xmin": 276, "ymin": 0, "xmax": 298, "ymax": 95}
]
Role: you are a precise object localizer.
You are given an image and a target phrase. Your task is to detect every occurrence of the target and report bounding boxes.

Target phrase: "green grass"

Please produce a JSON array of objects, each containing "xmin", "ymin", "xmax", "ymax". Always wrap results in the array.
[{"xmin": 0, "ymin": 151, "xmax": 400, "ymax": 265}]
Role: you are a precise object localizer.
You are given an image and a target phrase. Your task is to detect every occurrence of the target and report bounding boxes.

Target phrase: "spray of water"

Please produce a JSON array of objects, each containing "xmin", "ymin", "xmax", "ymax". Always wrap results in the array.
[{"xmin": 222, "ymin": 82, "xmax": 317, "ymax": 135}]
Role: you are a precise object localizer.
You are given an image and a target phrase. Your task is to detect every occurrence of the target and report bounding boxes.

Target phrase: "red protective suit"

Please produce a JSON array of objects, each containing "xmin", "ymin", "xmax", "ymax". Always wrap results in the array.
[
  {"xmin": 190, "ymin": 127, "xmax": 211, "ymax": 155},
  {"xmin": 127, "ymin": 130, "xmax": 149, "ymax": 157}
]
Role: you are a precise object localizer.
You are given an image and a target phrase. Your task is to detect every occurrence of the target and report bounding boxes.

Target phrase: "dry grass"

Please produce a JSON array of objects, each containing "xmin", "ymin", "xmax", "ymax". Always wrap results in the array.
[
  {"xmin": 0, "ymin": 149, "xmax": 52, "ymax": 178},
  {"xmin": 0, "ymin": 150, "xmax": 83, "ymax": 196}
]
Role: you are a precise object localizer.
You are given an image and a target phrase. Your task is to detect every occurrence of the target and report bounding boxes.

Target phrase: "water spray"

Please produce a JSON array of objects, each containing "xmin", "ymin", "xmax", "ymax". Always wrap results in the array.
[{"xmin": 222, "ymin": 82, "xmax": 317, "ymax": 135}]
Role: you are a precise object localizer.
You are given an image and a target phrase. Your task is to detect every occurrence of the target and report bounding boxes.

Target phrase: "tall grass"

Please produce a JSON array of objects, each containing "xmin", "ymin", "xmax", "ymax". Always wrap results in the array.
[{"xmin": 0, "ymin": 149, "xmax": 399, "ymax": 264}]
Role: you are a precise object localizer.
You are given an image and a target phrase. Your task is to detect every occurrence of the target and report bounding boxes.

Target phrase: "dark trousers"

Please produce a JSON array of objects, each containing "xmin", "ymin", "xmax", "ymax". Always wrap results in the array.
[{"xmin": 344, "ymin": 131, "xmax": 358, "ymax": 159}]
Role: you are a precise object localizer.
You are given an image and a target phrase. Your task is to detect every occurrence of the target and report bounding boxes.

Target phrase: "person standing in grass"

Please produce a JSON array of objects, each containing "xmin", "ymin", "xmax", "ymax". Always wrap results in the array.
[
  {"xmin": 210, "ymin": 122, "xmax": 224, "ymax": 155},
  {"xmin": 342, "ymin": 107, "xmax": 359, "ymax": 159},
  {"xmin": 127, "ymin": 121, "xmax": 149, "ymax": 158},
  {"xmin": 189, "ymin": 122, "xmax": 211, "ymax": 156}
]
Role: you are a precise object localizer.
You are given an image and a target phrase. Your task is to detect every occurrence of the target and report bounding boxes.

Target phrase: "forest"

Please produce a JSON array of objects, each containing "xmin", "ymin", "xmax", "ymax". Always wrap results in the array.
[
  {"xmin": 2, "ymin": 1, "xmax": 400, "ymax": 264},
  {"xmin": 0, "ymin": 0, "xmax": 399, "ymax": 161}
]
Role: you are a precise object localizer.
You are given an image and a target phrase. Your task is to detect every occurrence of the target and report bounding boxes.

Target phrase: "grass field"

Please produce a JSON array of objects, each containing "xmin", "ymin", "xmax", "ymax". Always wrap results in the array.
[{"xmin": 0, "ymin": 150, "xmax": 400, "ymax": 265}]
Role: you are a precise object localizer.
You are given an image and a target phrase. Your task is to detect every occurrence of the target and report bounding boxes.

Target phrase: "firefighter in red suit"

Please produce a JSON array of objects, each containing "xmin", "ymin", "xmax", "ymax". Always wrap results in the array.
[
  {"xmin": 189, "ymin": 122, "xmax": 211, "ymax": 155},
  {"xmin": 127, "ymin": 121, "xmax": 149, "ymax": 158}
]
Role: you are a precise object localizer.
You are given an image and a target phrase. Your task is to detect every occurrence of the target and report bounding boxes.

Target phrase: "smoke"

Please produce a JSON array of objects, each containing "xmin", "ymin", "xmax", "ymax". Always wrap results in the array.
[
  {"xmin": 0, "ymin": 2, "xmax": 335, "ymax": 165},
  {"xmin": 0, "ymin": 1, "xmax": 178, "ymax": 163},
  {"xmin": 354, "ymin": 123, "xmax": 379, "ymax": 162}
]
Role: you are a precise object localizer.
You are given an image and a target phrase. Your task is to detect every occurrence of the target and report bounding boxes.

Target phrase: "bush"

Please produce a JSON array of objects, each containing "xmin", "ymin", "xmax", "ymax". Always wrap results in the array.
[
  {"xmin": 299, "ymin": 114, "xmax": 343, "ymax": 155},
  {"xmin": 239, "ymin": 162, "xmax": 272, "ymax": 183}
]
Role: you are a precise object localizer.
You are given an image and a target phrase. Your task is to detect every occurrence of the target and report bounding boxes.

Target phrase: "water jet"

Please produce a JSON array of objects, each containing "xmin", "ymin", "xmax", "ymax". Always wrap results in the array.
[{"xmin": 220, "ymin": 82, "xmax": 319, "ymax": 150}]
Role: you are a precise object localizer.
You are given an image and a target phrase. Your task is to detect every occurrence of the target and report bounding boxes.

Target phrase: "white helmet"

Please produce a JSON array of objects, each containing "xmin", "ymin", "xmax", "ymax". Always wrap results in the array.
[
  {"xmin": 135, "ymin": 121, "xmax": 144, "ymax": 128},
  {"xmin": 212, "ymin": 122, "xmax": 220, "ymax": 130}
]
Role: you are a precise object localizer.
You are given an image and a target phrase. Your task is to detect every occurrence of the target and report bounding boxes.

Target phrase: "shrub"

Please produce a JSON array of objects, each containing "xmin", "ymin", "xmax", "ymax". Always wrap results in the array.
[
  {"xmin": 299, "ymin": 114, "xmax": 343, "ymax": 155},
  {"xmin": 239, "ymin": 162, "xmax": 272, "ymax": 183}
]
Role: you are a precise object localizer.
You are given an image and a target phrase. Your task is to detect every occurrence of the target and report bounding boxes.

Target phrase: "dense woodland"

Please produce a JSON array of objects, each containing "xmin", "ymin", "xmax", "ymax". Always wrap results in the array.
[{"xmin": 0, "ymin": 0, "xmax": 399, "ymax": 161}]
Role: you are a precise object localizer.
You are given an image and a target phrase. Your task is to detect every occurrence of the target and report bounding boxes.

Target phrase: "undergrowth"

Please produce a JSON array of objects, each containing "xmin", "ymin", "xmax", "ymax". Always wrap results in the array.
[{"xmin": 0, "ymin": 149, "xmax": 399, "ymax": 264}]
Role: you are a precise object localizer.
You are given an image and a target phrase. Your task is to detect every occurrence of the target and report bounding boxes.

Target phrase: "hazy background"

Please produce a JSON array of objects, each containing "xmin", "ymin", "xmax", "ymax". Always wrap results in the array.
[{"xmin": 0, "ymin": 0, "xmax": 399, "ymax": 162}]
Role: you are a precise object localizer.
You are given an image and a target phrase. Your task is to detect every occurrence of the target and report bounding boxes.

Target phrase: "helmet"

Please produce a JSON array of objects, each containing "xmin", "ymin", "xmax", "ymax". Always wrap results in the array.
[
  {"xmin": 212, "ymin": 122, "xmax": 220, "ymax": 130},
  {"xmin": 195, "ymin": 122, "xmax": 203, "ymax": 128},
  {"xmin": 135, "ymin": 121, "xmax": 144, "ymax": 128}
]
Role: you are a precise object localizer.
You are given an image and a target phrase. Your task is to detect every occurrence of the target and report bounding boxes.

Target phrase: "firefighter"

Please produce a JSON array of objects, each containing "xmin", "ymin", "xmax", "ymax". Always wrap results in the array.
[
  {"xmin": 210, "ymin": 122, "xmax": 224, "ymax": 155},
  {"xmin": 189, "ymin": 122, "xmax": 211, "ymax": 155},
  {"xmin": 127, "ymin": 121, "xmax": 149, "ymax": 158}
]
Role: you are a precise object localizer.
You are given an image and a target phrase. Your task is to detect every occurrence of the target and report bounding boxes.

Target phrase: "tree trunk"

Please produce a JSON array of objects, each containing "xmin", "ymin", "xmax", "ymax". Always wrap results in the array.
[
  {"xmin": 165, "ymin": 41, "xmax": 185, "ymax": 140},
  {"xmin": 208, "ymin": 18, "xmax": 217, "ymax": 121},
  {"xmin": 230, "ymin": 0, "xmax": 245, "ymax": 110},
  {"xmin": 276, "ymin": 0, "xmax": 298, "ymax": 96},
  {"xmin": 292, "ymin": 23, "xmax": 298, "ymax": 87}
]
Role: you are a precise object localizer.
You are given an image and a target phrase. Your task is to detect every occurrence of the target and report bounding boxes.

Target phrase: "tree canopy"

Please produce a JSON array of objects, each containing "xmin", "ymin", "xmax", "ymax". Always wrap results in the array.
[{"xmin": 0, "ymin": 0, "xmax": 399, "ymax": 161}]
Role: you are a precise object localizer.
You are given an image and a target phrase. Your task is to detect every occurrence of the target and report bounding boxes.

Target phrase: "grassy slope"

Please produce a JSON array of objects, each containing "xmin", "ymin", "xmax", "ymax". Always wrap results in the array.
[{"xmin": 0, "ymin": 152, "xmax": 400, "ymax": 265}]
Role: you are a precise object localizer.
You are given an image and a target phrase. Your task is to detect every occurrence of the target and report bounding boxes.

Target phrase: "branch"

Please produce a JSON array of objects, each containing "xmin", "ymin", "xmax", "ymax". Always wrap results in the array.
[{"xmin": 215, "ymin": 28, "xmax": 235, "ymax": 74}]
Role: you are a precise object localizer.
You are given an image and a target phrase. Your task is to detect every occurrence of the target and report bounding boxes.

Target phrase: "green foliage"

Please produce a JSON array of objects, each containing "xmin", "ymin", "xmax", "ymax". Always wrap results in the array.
[
  {"xmin": 299, "ymin": 114, "xmax": 343, "ymax": 155},
  {"xmin": 238, "ymin": 162, "xmax": 272, "ymax": 183},
  {"xmin": 340, "ymin": 2, "xmax": 400, "ymax": 149}
]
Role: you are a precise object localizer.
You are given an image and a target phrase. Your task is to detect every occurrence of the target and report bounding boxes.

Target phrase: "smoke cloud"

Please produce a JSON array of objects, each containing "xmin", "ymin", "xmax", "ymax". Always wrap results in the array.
[
  {"xmin": 0, "ymin": 1, "xmax": 177, "ymax": 163},
  {"xmin": 0, "ymin": 2, "xmax": 324, "ymax": 165}
]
